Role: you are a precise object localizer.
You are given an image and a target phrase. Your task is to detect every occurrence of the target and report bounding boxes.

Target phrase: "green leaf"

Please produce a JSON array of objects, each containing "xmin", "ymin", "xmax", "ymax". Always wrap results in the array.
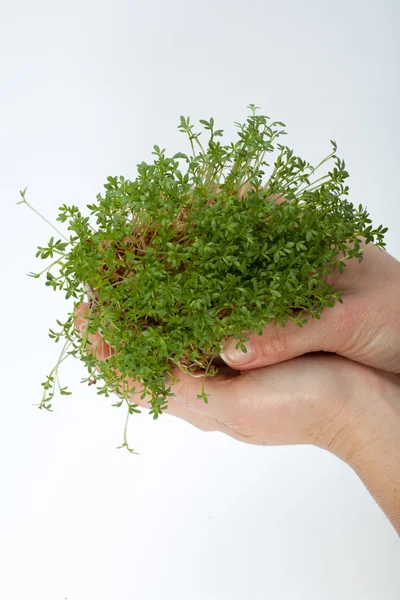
[{"xmin": 21, "ymin": 103, "xmax": 387, "ymax": 456}]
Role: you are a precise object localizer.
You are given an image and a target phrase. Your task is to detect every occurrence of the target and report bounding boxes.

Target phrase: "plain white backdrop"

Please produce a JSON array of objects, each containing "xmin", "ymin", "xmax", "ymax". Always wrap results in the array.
[{"xmin": 0, "ymin": 1, "xmax": 399, "ymax": 598}]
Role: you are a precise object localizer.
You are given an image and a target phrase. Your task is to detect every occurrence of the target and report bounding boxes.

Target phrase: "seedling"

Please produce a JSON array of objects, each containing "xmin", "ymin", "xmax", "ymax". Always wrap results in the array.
[{"xmin": 19, "ymin": 104, "xmax": 387, "ymax": 453}]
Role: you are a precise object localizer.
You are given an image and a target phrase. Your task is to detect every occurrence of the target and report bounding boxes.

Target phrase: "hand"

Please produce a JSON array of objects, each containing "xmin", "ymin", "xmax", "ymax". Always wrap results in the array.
[
  {"xmin": 173, "ymin": 352, "xmax": 400, "ymax": 535},
  {"xmin": 73, "ymin": 308, "xmax": 396, "ymax": 451},
  {"xmin": 74, "ymin": 236, "xmax": 400, "ymax": 534},
  {"xmin": 210, "ymin": 239, "xmax": 400, "ymax": 534},
  {"xmin": 74, "ymin": 306, "xmax": 370, "ymax": 449},
  {"xmin": 74, "ymin": 309, "xmax": 400, "ymax": 533},
  {"xmin": 219, "ymin": 242, "xmax": 400, "ymax": 374}
]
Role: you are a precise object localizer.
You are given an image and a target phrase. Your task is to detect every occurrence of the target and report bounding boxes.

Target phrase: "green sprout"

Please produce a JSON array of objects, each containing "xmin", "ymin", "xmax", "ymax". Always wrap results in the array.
[{"xmin": 18, "ymin": 104, "xmax": 388, "ymax": 454}]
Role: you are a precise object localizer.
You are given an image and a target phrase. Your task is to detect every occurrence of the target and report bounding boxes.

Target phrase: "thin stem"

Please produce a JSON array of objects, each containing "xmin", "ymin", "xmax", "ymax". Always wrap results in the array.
[
  {"xmin": 123, "ymin": 404, "xmax": 130, "ymax": 445},
  {"xmin": 176, "ymin": 359, "xmax": 204, "ymax": 377},
  {"xmin": 193, "ymin": 134, "xmax": 205, "ymax": 155},
  {"xmin": 30, "ymin": 255, "xmax": 65, "ymax": 277},
  {"xmin": 18, "ymin": 190, "xmax": 69, "ymax": 242},
  {"xmin": 253, "ymin": 149, "xmax": 268, "ymax": 176},
  {"xmin": 116, "ymin": 400, "xmax": 139, "ymax": 454},
  {"xmin": 199, "ymin": 357, "xmax": 215, "ymax": 398},
  {"xmin": 264, "ymin": 148, "xmax": 286, "ymax": 191},
  {"xmin": 297, "ymin": 174, "xmax": 331, "ymax": 196},
  {"xmin": 311, "ymin": 151, "xmax": 336, "ymax": 175},
  {"xmin": 39, "ymin": 338, "xmax": 72, "ymax": 407}
]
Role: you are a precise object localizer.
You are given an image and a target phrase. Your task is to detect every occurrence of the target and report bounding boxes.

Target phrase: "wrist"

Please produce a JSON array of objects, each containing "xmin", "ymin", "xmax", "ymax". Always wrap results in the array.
[{"xmin": 326, "ymin": 366, "xmax": 400, "ymax": 534}]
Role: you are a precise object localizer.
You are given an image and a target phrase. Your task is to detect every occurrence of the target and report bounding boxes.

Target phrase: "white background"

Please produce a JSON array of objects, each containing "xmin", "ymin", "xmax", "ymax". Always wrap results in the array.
[{"xmin": 1, "ymin": 1, "xmax": 399, "ymax": 598}]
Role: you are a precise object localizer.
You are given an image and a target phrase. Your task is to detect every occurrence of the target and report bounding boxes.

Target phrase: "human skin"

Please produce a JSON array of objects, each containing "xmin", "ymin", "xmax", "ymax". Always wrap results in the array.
[
  {"xmin": 220, "ymin": 242, "xmax": 400, "ymax": 374},
  {"xmin": 74, "ymin": 237, "xmax": 400, "ymax": 535},
  {"xmin": 217, "ymin": 242, "xmax": 400, "ymax": 534}
]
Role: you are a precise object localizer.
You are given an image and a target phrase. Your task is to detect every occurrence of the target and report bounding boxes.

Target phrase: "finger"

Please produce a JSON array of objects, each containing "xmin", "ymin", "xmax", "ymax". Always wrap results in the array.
[
  {"xmin": 74, "ymin": 301, "xmax": 89, "ymax": 323},
  {"xmin": 220, "ymin": 300, "xmax": 352, "ymax": 369},
  {"xmin": 173, "ymin": 353, "xmax": 360, "ymax": 448},
  {"xmin": 74, "ymin": 302, "xmax": 91, "ymax": 338},
  {"xmin": 172, "ymin": 368, "xmax": 244, "ymax": 419},
  {"xmin": 163, "ymin": 400, "xmax": 219, "ymax": 432},
  {"xmin": 220, "ymin": 243, "xmax": 395, "ymax": 371},
  {"xmin": 74, "ymin": 303, "xmax": 116, "ymax": 360},
  {"xmin": 72, "ymin": 305, "xmax": 226, "ymax": 427}
]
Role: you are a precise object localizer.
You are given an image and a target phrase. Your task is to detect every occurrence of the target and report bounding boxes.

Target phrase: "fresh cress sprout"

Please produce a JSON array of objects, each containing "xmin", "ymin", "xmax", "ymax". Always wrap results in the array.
[{"xmin": 18, "ymin": 104, "xmax": 387, "ymax": 454}]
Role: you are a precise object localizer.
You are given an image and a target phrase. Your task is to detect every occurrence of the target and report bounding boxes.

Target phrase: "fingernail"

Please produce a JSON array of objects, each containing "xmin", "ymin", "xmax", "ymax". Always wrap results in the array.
[{"xmin": 221, "ymin": 340, "xmax": 254, "ymax": 364}]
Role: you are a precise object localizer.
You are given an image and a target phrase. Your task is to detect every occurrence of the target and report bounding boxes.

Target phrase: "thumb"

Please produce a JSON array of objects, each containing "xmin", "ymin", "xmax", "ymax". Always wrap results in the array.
[{"xmin": 220, "ymin": 303, "xmax": 349, "ymax": 369}]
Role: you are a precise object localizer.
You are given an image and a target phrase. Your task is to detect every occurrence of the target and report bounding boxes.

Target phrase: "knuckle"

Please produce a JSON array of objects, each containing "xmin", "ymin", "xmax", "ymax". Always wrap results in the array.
[
  {"xmin": 321, "ymin": 301, "xmax": 356, "ymax": 353},
  {"xmin": 255, "ymin": 326, "xmax": 287, "ymax": 359}
]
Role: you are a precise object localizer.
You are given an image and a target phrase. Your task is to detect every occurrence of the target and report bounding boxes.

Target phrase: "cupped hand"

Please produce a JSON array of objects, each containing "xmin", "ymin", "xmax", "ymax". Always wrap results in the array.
[
  {"xmin": 171, "ymin": 348, "xmax": 400, "ymax": 534},
  {"xmin": 220, "ymin": 243, "xmax": 400, "ymax": 374},
  {"xmin": 74, "ymin": 304, "xmax": 395, "ymax": 454},
  {"xmin": 75, "ymin": 301, "xmax": 400, "ymax": 533}
]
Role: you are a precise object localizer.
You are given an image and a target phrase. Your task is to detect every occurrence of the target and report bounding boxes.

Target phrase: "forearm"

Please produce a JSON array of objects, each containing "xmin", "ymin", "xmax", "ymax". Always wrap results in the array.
[
  {"xmin": 333, "ymin": 371, "xmax": 400, "ymax": 535},
  {"xmin": 348, "ymin": 431, "xmax": 400, "ymax": 535}
]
